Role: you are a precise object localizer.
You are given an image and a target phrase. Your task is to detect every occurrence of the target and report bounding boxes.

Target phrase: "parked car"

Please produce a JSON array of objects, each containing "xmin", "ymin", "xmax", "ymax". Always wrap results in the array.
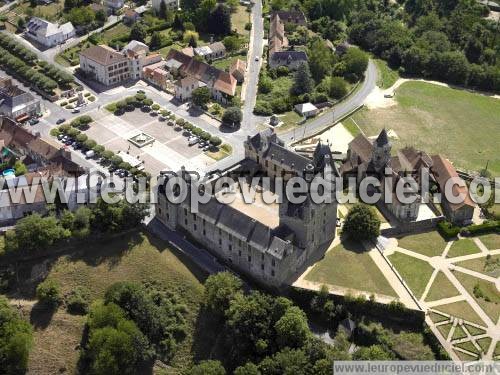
[
  {"xmin": 255, "ymin": 56, "xmax": 260, "ymax": 61},
  {"xmin": 188, "ymin": 138, "xmax": 199, "ymax": 146},
  {"xmin": 56, "ymin": 118, "xmax": 66, "ymax": 125},
  {"xmin": 57, "ymin": 134, "xmax": 65, "ymax": 140},
  {"xmin": 85, "ymin": 150, "xmax": 95, "ymax": 159},
  {"xmin": 64, "ymin": 139, "xmax": 73, "ymax": 146},
  {"xmin": 167, "ymin": 121, "xmax": 174, "ymax": 126},
  {"xmin": 159, "ymin": 116, "xmax": 166, "ymax": 121},
  {"xmin": 29, "ymin": 118, "xmax": 39, "ymax": 125},
  {"xmin": 71, "ymin": 108, "xmax": 80, "ymax": 114}
]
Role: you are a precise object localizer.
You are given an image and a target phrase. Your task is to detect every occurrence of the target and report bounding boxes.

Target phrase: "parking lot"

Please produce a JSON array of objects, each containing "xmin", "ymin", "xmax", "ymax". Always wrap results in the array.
[{"xmin": 82, "ymin": 108, "xmax": 216, "ymax": 176}]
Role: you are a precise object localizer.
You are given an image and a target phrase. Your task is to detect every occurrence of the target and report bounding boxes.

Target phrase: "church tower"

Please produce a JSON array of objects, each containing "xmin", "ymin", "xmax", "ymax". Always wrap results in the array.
[{"xmin": 372, "ymin": 129, "xmax": 391, "ymax": 172}]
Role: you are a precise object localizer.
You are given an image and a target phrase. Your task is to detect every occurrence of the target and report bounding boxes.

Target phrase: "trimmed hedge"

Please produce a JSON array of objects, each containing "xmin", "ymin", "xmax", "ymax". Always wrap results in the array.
[
  {"xmin": 437, "ymin": 221, "xmax": 460, "ymax": 239},
  {"xmin": 461, "ymin": 221, "xmax": 500, "ymax": 236}
]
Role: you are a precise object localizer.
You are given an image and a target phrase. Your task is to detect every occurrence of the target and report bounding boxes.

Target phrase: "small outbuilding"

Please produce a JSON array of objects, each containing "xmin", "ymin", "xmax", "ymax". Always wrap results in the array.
[{"xmin": 294, "ymin": 102, "xmax": 319, "ymax": 118}]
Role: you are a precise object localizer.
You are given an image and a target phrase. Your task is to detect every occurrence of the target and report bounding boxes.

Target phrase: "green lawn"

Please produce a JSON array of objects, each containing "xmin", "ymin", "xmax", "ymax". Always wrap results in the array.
[
  {"xmin": 342, "ymin": 117, "xmax": 362, "ymax": 137},
  {"xmin": 464, "ymin": 324, "xmax": 485, "ymax": 336},
  {"xmin": 352, "ymin": 81, "xmax": 500, "ymax": 176},
  {"xmin": 457, "ymin": 254, "xmax": 500, "ymax": 278},
  {"xmin": 397, "ymin": 231, "xmax": 448, "ymax": 257},
  {"xmin": 454, "ymin": 349, "xmax": 478, "ymax": 360},
  {"xmin": 304, "ymin": 239, "xmax": 397, "ymax": 297},
  {"xmin": 454, "ymin": 340, "xmax": 480, "ymax": 354},
  {"xmin": 18, "ymin": 231, "xmax": 208, "ymax": 374},
  {"xmin": 451, "ymin": 325, "xmax": 467, "ymax": 340},
  {"xmin": 11, "ymin": 0, "xmax": 64, "ymax": 22},
  {"xmin": 434, "ymin": 300, "xmax": 485, "ymax": 326},
  {"xmin": 388, "ymin": 252, "xmax": 434, "ymax": 299},
  {"xmin": 477, "ymin": 337, "xmax": 492, "ymax": 353},
  {"xmin": 232, "ymin": 5, "xmax": 250, "ymax": 36},
  {"xmin": 437, "ymin": 323, "xmax": 452, "ymax": 339},
  {"xmin": 447, "ymin": 238, "xmax": 482, "ymax": 258},
  {"xmin": 453, "ymin": 271, "xmax": 500, "ymax": 323},
  {"xmin": 425, "ymin": 271, "xmax": 460, "ymax": 302},
  {"xmin": 374, "ymin": 58, "xmax": 400, "ymax": 89},
  {"xmin": 478, "ymin": 234, "xmax": 500, "ymax": 250},
  {"xmin": 429, "ymin": 311, "xmax": 449, "ymax": 323},
  {"xmin": 101, "ymin": 23, "xmax": 131, "ymax": 43}
]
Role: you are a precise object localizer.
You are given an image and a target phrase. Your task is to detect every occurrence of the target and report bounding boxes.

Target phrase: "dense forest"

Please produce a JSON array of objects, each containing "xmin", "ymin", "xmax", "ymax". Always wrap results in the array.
[{"xmin": 270, "ymin": 0, "xmax": 500, "ymax": 92}]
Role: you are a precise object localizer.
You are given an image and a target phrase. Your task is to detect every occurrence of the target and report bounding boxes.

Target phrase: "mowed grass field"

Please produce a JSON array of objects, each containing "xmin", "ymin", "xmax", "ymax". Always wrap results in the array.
[
  {"xmin": 304, "ymin": 239, "xmax": 397, "ymax": 297},
  {"xmin": 12, "ymin": 231, "xmax": 208, "ymax": 374},
  {"xmin": 353, "ymin": 81, "xmax": 500, "ymax": 175}
]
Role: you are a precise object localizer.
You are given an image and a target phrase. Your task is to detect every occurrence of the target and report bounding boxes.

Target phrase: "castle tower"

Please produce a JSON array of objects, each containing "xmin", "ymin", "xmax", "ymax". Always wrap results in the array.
[{"xmin": 372, "ymin": 129, "xmax": 391, "ymax": 172}]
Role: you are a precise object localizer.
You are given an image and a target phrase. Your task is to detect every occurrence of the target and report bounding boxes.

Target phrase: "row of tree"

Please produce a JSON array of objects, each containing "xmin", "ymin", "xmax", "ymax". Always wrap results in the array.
[{"xmin": 4, "ymin": 199, "xmax": 149, "ymax": 253}]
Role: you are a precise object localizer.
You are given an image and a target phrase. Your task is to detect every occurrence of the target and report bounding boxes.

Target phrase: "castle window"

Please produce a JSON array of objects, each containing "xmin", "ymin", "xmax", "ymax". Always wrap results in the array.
[
  {"xmin": 203, "ymin": 229, "xmax": 206, "ymax": 236},
  {"xmin": 261, "ymin": 253, "xmax": 264, "ymax": 260},
  {"xmin": 184, "ymin": 219, "xmax": 187, "ymax": 225},
  {"xmin": 265, "ymin": 160, "xmax": 268, "ymax": 167},
  {"xmin": 239, "ymin": 250, "xmax": 241, "ymax": 256},
  {"xmin": 261, "ymin": 264, "xmax": 264, "ymax": 270},
  {"xmin": 248, "ymin": 255, "xmax": 251, "ymax": 262},
  {"xmin": 238, "ymin": 239, "xmax": 242, "ymax": 246},
  {"xmin": 194, "ymin": 224, "xmax": 197, "ymax": 231},
  {"xmin": 271, "ymin": 270, "xmax": 275, "ymax": 277},
  {"xmin": 184, "ymin": 208, "xmax": 187, "ymax": 216},
  {"xmin": 158, "ymin": 208, "xmax": 162, "ymax": 215},
  {"xmin": 218, "ymin": 238, "xmax": 222, "ymax": 245},
  {"xmin": 166, "ymin": 214, "xmax": 169, "ymax": 220},
  {"xmin": 229, "ymin": 244, "xmax": 232, "ymax": 251},
  {"xmin": 229, "ymin": 234, "xmax": 232, "ymax": 241},
  {"xmin": 218, "ymin": 228, "xmax": 222, "ymax": 235},
  {"xmin": 272, "ymin": 259, "xmax": 275, "ymax": 267},
  {"xmin": 203, "ymin": 218, "xmax": 206, "ymax": 227},
  {"xmin": 273, "ymin": 164, "xmax": 277, "ymax": 172},
  {"xmin": 192, "ymin": 213, "xmax": 197, "ymax": 221}
]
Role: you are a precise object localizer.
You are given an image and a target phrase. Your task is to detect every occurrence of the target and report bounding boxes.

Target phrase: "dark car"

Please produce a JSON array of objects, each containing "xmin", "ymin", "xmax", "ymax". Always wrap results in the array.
[{"xmin": 56, "ymin": 118, "xmax": 66, "ymax": 125}]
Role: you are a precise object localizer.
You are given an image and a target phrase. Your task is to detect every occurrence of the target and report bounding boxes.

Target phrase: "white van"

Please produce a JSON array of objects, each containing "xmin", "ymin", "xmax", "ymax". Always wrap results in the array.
[{"xmin": 85, "ymin": 150, "xmax": 95, "ymax": 159}]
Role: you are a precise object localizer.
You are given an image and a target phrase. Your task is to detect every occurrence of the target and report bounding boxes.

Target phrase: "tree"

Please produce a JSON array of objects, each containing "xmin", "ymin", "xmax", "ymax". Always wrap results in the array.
[
  {"xmin": 190, "ymin": 360, "xmax": 226, "ymax": 375},
  {"xmin": 352, "ymin": 345, "xmax": 394, "ymax": 360},
  {"xmin": 95, "ymin": 9, "xmax": 106, "ymax": 24},
  {"xmin": 223, "ymin": 35, "xmax": 242, "ymax": 52},
  {"xmin": 258, "ymin": 348, "xmax": 310, "ymax": 375},
  {"xmin": 130, "ymin": 23, "xmax": 147, "ymax": 43},
  {"xmin": 0, "ymin": 296, "xmax": 33, "ymax": 375},
  {"xmin": 209, "ymin": 4, "xmax": 231, "ymax": 36},
  {"xmin": 36, "ymin": 279, "xmax": 62, "ymax": 307},
  {"xmin": 291, "ymin": 63, "xmax": 314, "ymax": 96},
  {"xmin": 234, "ymin": 363, "xmax": 260, "ymax": 375},
  {"xmin": 17, "ymin": 17, "xmax": 25, "ymax": 29},
  {"xmin": 307, "ymin": 38, "xmax": 334, "ymax": 82},
  {"xmin": 204, "ymin": 272, "xmax": 243, "ymax": 316},
  {"xmin": 84, "ymin": 302, "xmax": 149, "ymax": 375},
  {"xmin": 159, "ymin": 0, "xmax": 167, "ymax": 18},
  {"xmin": 67, "ymin": 286, "xmax": 91, "ymax": 314},
  {"xmin": 192, "ymin": 87, "xmax": 211, "ymax": 108},
  {"xmin": 274, "ymin": 306, "xmax": 310, "ymax": 349},
  {"xmin": 342, "ymin": 203, "xmax": 380, "ymax": 240},
  {"xmin": 183, "ymin": 30, "xmax": 199, "ymax": 46},
  {"xmin": 329, "ymin": 77, "xmax": 347, "ymax": 99},
  {"xmin": 5, "ymin": 214, "xmax": 68, "ymax": 253},
  {"xmin": 222, "ymin": 107, "xmax": 243, "ymax": 126},
  {"xmin": 150, "ymin": 32, "xmax": 163, "ymax": 50},
  {"xmin": 342, "ymin": 47, "xmax": 368, "ymax": 77}
]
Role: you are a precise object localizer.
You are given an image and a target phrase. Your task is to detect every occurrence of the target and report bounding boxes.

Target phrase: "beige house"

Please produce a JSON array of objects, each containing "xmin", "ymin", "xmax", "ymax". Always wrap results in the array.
[
  {"xmin": 79, "ymin": 45, "xmax": 130, "ymax": 86},
  {"xmin": 230, "ymin": 59, "xmax": 246, "ymax": 83}
]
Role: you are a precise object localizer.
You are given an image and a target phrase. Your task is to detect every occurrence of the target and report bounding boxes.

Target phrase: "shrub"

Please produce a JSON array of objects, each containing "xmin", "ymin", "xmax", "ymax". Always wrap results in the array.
[
  {"xmin": 176, "ymin": 118, "xmax": 185, "ymax": 126},
  {"xmin": 65, "ymin": 104, "xmax": 74, "ymax": 110},
  {"xmin": 88, "ymin": 96, "xmax": 96, "ymax": 102},
  {"xmin": 66, "ymin": 286, "xmax": 91, "ymax": 314},
  {"xmin": 68, "ymin": 97, "xmax": 78, "ymax": 103},
  {"xmin": 143, "ymin": 98, "xmax": 153, "ymax": 106},
  {"xmin": 83, "ymin": 139, "xmax": 97, "ymax": 150},
  {"xmin": 102, "ymin": 150, "xmax": 114, "ymax": 160},
  {"xmin": 76, "ymin": 133, "xmax": 88, "ymax": 143},
  {"xmin": 59, "ymin": 101, "xmax": 68, "ymax": 106},
  {"xmin": 461, "ymin": 221, "xmax": 500, "ymax": 236},
  {"xmin": 200, "ymin": 131, "xmax": 211, "ymax": 141},
  {"xmin": 93, "ymin": 145, "xmax": 105, "ymax": 155},
  {"xmin": 84, "ymin": 92, "xmax": 91, "ymax": 97},
  {"xmin": 36, "ymin": 279, "xmax": 62, "ymax": 307},
  {"xmin": 254, "ymin": 101, "xmax": 273, "ymax": 116},
  {"xmin": 329, "ymin": 77, "xmax": 348, "ymax": 99},
  {"xmin": 111, "ymin": 155, "xmax": 123, "ymax": 166},
  {"xmin": 152, "ymin": 103, "xmax": 160, "ymax": 111},
  {"xmin": 437, "ymin": 221, "xmax": 460, "ymax": 239},
  {"xmin": 50, "ymin": 128, "xmax": 60, "ymax": 137},
  {"xmin": 210, "ymin": 136, "xmax": 222, "ymax": 146},
  {"xmin": 184, "ymin": 122, "xmax": 194, "ymax": 131},
  {"xmin": 192, "ymin": 127, "xmax": 203, "ymax": 136}
]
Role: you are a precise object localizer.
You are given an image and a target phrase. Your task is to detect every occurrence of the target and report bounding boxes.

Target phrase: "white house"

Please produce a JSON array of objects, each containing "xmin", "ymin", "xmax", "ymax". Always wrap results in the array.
[
  {"xmin": 294, "ymin": 102, "xmax": 319, "ymax": 118},
  {"xmin": 25, "ymin": 17, "xmax": 75, "ymax": 48},
  {"xmin": 122, "ymin": 40, "xmax": 162, "ymax": 80},
  {"xmin": 152, "ymin": 0, "xmax": 179, "ymax": 12}
]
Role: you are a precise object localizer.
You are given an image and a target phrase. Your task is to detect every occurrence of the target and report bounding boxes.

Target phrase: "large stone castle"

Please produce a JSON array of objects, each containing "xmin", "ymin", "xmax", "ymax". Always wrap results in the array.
[{"xmin": 156, "ymin": 130, "xmax": 339, "ymax": 287}]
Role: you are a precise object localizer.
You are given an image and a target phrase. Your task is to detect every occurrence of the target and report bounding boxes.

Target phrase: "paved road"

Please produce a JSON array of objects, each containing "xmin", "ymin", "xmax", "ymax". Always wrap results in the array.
[
  {"xmin": 241, "ymin": 0, "xmax": 264, "ymax": 130},
  {"xmin": 280, "ymin": 60, "xmax": 378, "ymax": 145}
]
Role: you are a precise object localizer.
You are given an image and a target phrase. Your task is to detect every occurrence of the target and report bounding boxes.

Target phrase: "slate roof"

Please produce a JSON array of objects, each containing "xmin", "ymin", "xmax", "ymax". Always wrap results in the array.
[
  {"xmin": 270, "ymin": 51, "xmax": 308, "ymax": 64},
  {"xmin": 348, "ymin": 134, "xmax": 373, "ymax": 164},
  {"xmin": 272, "ymin": 10, "xmax": 307, "ymax": 25}
]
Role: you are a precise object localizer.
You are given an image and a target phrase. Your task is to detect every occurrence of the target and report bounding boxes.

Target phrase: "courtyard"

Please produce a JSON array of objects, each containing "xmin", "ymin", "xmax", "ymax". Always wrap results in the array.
[{"xmin": 84, "ymin": 108, "xmax": 215, "ymax": 176}]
